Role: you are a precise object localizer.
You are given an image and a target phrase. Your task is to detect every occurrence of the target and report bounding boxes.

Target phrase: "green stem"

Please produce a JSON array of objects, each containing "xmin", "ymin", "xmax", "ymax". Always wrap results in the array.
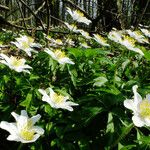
[
  {"xmin": 17, "ymin": 143, "xmax": 24, "ymax": 150},
  {"xmin": 111, "ymin": 123, "xmax": 134, "ymax": 148}
]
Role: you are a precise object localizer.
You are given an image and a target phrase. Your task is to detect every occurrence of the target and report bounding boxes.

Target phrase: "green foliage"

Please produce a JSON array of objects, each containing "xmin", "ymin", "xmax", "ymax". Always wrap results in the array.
[{"xmin": 0, "ymin": 27, "xmax": 150, "ymax": 150}]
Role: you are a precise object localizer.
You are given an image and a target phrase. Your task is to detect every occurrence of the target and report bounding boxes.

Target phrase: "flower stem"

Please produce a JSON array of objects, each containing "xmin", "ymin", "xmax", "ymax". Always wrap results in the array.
[{"xmin": 17, "ymin": 143, "xmax": 24, "ymax": 150}]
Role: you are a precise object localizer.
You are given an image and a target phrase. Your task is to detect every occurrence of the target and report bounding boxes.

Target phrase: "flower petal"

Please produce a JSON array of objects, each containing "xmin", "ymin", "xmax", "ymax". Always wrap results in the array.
[
  {"xmin": 132, "ymin": 115, "xmax": 144, "ymax": 127},
  {"xmin": 44, "ymin": 48, "xmax": 56, "ymax": 60},
  {"xmin": 21, "ymin": 110, "xmax": 28, "ymax": 117},
  {"xmin": 7, "ymin": 134, "xmax": 20, "ymax": 142},
  {"xmin": 146, "ymin": 94, "xmax": 150, "ymax": 101},
  {"xmin": 124, "ymin": 99, "xmax": 135, "ymax": 111},
  {"xmin": 59, "ymin": 57, "xmax": 74, "ymax": 65},
  {"xmin": 132, "ymin": 85, "xmax": 142, "ymax": 106},
  {"xmin": 19, "ymin": 134, "xmax": 41, "ymax": 143},
  {"xmin": 0, "ymin": 121, "xmax": 18, "ymax": 135},
  {"xmin": 30, "ymin": 114, "xmax": 41, "ymax": 125},
  {"xmin": 33, "ymin": 126, "xmax": 44, "ymax": 135},
  {"xmin": 11, "ymin": 112, "xmax": 19, "ymax": 121}
]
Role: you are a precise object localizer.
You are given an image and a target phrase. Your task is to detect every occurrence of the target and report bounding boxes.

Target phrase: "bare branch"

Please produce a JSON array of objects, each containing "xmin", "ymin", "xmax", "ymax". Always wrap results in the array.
[{"xmin": 19, "ymin": 0, "xmax": 46, "ymax": 32}]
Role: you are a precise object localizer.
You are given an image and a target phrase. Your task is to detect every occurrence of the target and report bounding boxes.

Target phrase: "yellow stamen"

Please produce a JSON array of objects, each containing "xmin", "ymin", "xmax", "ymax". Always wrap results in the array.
[
  {"xmin": 19, "ymin": 120, "xmax": 35, "ymax": 141},
  {"xmin": 54, "ymin": 50, "xmax": 66, "ymax": 59},
  {"xmin": 139, "ymin": 100, "xmax": 150, "ymax": 119},
  {"xmin": 53, "ymin": 93, "xmax": 64, "ymax": 104},
  {"xmin": 124, "ymin": 36, "xmax": 136, "ymax": 46},
  {"xmin": 96, "ymin": 34, "xmax": 107, "ymax": 43},
  {"xmin": 56, "ymin": 39, "xmax": 62, "ymax": 44},
  {"xmin": 22, "ymin": 41, "xmax": 30, "ymax": 49},
  {"xmin": 11, "ymin": 57, "xmax": 24, "ymax": 67},
  {"xmin": 134, "ymin": 31, "xmax": 142, "ymax": 36},
  {"xmin": 76, "ymin": 10, "xmax": 84, "ymax": 17},
  {"xmin": 20, "ymin": 130, "xmax": 35, "ymax": 141},
  {"xmin": 28, "ymin": 37, "xmax": 34, "ymax": 44}
]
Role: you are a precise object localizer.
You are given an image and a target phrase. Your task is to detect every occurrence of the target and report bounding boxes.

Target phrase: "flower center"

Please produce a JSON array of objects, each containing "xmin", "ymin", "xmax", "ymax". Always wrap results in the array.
[
  {"xmin": 53, "ymin": 93, "xmax": 64, "ymax": 104},
  {"xmin": 134, "ymin": 31, "xmax": 142, "ymax": 36},
  {"xmin": 20, "ymin": 129, "xmax": 35, "ymax": 141},
  {"xmin": 54, "ymin": 50, "xmax": 66, "ymax": 59},
  {"xmin": 55, "ymin": 39, "xmax": 63, "ymax": 45},
  {"xmin": 123, "ymin": 36, "xmax": 135, "ymax": 47},
  {"xmin": 97, "ymin": 35, "xmax": 107, "ymax": 43},
  {"xmin": 76, "ymin": 10, "xmax": 84, "ymax": 17},
  {"xmin": 11, "ymin": 57, "xmax": 23, "ymax": 67},
  {"xmin": 19, "ymin": 120, "xmax": 35, "ymax": 141},
  {"xmin": 22, "ymin": 41, "xmax": 30, "ymax": 49},
  {"xmin": 139, "ymin": 100, "xmax": 150, "ymax": 119}
]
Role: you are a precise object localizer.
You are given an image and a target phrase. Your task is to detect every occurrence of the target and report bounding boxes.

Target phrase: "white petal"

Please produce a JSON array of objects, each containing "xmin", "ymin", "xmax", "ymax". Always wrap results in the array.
[
  {"xmin": 38, "ymin": 89, "xmax": 47, "ymax": 96},
  {"xmin": 30, "ymin": 114, "xmax": 41, "ymax": 125},
  {"xmin": 44, "ymin": 48, "xmax": 56, "ymax": 60},
  {"xmin": 132, "ymin": 85, "xmax": 142, "ymax": 106},
  {"xmin": 146, "ymin": 94, "xmax": 150, "ymax": 101},
  {"xmin": 132, "ymin": 115, "xmax": 144, "ymax": 127},
  {"xmin": 19, "ymin": 134, "xmax": 41, "ymax": 143},
  {"xmin": 129, "ymin": 47, "xmax": 144, "ymax": 56},
  {"xmin": 49, "ymin": 88, "xmax": 55, "ymax": 99},
  {"xmin": 33, "ymin": 126, "xmax": 44, "ymax": 135},
  {"xmin": 22, "ymin": 64, "xmax": 32, "ymax": 69},
  {"xmin": 21, "ymin": 110, "xmax": 28, "ymax": 117},
  {"xmin": 59, "ymin": 57, "xmax": 74, "ymax": 65},
  {"xmin": 0, "ymin": 53, "xmax": 11, "ymax": 64},
  {"xmin": 124, "ymin": 99, "xmax": 135, "ymax": 111},
  {"xmin": 144, "ymin": 118, "xmax": 150, "ymax": 127},
  {"xmin": 11, "ymin": 112, "xmax": 19, "ymax": 121},
  {"xmin": 59, "ymin": 104, "xmax": 74, "ymax": 111},
  {"xmin": 66, "ymin": 101, "xmax": 79, "ymax": 106},
  {"xmin": 39, "ymin": 88, "xmax": 55, "ymax": 107},
  {"xmin": 7, "ymin": 134, "xmax": 20, "ymax": 142},
  {"xmin": 0, "ymin": 121, "xmax": 18, "ymax": 135},
  {"xmin": 22, "ymin": 70, "xmax": 31, "ymax": 74}
]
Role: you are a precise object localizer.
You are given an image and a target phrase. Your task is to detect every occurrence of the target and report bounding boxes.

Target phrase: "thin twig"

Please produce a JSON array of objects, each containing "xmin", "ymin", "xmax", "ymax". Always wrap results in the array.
[
  {"xmin": 45, "ymin": 0, "xmax": 50, "ymax": 35},
  {"xmin": 16, "ymin": 0, "xmax": 29, "ymax": 34},
  {"xmin": 134, "ymin": 0, "xmax": 150, "ymax": 30},
  {"xmin": 13, "ymin": 1, "xmax": 45, "ymax": 24},
  {"xmin": 19, "ymin": 0, "xmax": 46, "ymax": 32}
]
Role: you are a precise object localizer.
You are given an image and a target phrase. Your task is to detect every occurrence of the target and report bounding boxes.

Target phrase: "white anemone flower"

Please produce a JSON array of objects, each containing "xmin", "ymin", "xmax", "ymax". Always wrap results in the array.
[
  {"xmin": 0, "ymin": 54, "xmax": 32, "ymax": 73},
  {"xmin": 66, "ymin": 7, "xmax": 91, "ymax": 25},
  {"xmin": 140, "ymin": 28, "xmax": 150, "ymax": 38},
  {"xmin": 11, "ymin": 35, "xmax": 41, "ymax": 57},
  {"xmin": 119, "ymin": 36, "xmax": 144, "ymax": 56},
  {"xmin": 66, "ymin": 38, "xmax": 75, "ymax": 47},
  {"xmin": 38, "ymin": 88, "xmax": 79, "ymax": 111},
  {"xmin": 0, "ymin": 110, "xmax": 44, "ymax": 143},
  {"xmin": 124, "ymin": 85, "xmax": 150, "ymax": 127},
  {"xmin": 108, "ymin": 30, "xmax": 122, "ymax": 43},
  {"xmin": 126, "ymin": 30, "xmax": 149, "ymax": 44},
  {"xmin": 44, "ymin": 48, "xmax": 74, "ymax": 65},
  {"xmin": 46, "ymin": 36, "xmax": 63, "ymax": 47},
  {"xmin": 93, "ymin": 34, "xmax": 110, "ymax": 46},
  {"xmin": 64, "ymin": 22, "xmax": 79, "ymax": 33},
  {"xmin": 78, "ymin": 30, "xmax": 91, "ymax": 39}
]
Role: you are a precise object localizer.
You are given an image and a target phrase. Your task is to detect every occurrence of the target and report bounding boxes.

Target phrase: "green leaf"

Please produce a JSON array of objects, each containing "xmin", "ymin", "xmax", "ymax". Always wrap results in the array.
[
  {"xmin": 29, "ymin": 74, "xmax": 40, "ymax": 80},
  {"xmin": 93, "ymin": 76, "xmax": 108, "ymax": 87},
  {"xmin": 106, "ymin": 113, "xmax": 114, "ymax": 133},
  {"xmin": 144, "ymin": 51, "xmax": 150, "ymax": 61},
  {"xmin": 20, "ymin": 92, "xmax": 32, "ymax": 108}
]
